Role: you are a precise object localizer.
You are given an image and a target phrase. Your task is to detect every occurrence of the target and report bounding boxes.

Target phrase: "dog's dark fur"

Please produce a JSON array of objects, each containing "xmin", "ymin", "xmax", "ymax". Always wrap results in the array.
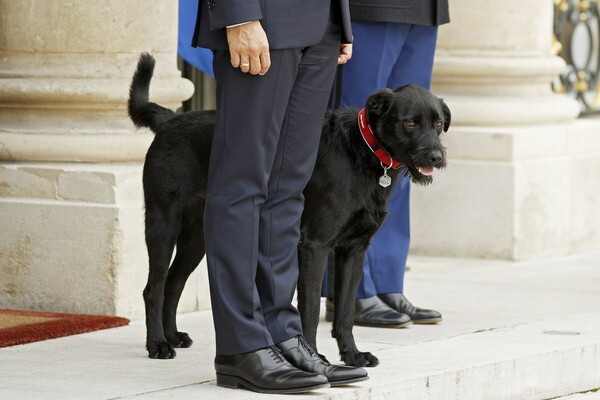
[{"xmin": 129, "ymin": 53, "xmax": 450, "ymax": 367}]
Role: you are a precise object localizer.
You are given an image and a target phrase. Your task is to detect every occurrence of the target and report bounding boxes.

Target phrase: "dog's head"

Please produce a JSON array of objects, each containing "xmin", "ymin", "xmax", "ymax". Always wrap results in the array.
[{"xmin": 365, "ymin": 84, "xmax": 451, "ymax": 185}]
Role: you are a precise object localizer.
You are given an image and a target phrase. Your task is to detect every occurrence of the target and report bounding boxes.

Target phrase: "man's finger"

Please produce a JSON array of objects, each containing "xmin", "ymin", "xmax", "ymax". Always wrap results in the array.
[
  {"xmin": 259, "ymin": 52, "xmax": 271, "ymax": 75},
  {"xmin": 337, "ymin": 54, "xmax": 349, "ymax": 64},
  {"xmin": 337, "ymin": 44, "xmax": 353, "ymax": 65},
  {"xmin": 240, "ymin": 57, "xmax": 251, "ymax": 73},
  {"xmin": 230, "ymin": 50, "xmax": 241, "ymax": 68},
  {"xmin": 249, "ymin": 55, "xmax": 261, "ymax": 75}
]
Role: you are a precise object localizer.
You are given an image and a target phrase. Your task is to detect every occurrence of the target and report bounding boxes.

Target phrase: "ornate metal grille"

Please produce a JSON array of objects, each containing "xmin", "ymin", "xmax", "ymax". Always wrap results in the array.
[{"xmin": 553, "ymin": 0, "xmax": 600, "ymax": 114}]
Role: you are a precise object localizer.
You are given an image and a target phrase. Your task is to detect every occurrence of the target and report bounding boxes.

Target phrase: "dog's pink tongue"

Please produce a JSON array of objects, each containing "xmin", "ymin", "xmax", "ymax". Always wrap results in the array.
[{"xmin": 418, "ymin": 167, "xmax": 434, "ymax": 176}]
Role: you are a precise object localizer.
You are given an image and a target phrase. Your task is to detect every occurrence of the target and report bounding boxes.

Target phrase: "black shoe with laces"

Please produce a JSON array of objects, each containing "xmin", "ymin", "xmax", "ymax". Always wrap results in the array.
[
  {"xmin": 276, "ymin": 335, "xmax": 368, "ymax": 386},
  {"xmin": 378, "ymin": 293, "xmax": 442, "ymax": 324},
  {"xmin": 326, "ymin": 296, "xmax": 412, "ymax": 328},
  {"xmin": 214, "ymin": 345, "xmax": 329, "ymax": 393}
]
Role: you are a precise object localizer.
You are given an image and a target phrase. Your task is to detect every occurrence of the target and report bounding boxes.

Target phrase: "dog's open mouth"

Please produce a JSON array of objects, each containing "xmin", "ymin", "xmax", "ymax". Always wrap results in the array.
[
  {"xmin": 417, "ymin": 166, "xmax": 435, "ymax": 177},
  {"xmin": 406, "ymin": 163, "xmax": 444, "ymax": 185}
]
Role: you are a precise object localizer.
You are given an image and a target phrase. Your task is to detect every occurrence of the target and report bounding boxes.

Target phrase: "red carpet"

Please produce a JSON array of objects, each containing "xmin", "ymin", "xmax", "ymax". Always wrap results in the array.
[{"xmin": 0, "ymin": 308, "xmax": 129, "ymax": 348}]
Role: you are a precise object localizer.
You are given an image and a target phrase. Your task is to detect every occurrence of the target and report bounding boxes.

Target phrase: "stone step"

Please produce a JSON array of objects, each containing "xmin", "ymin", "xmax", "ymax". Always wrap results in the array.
[
  {"xmin": 1, "ymin": 310, "xmax": 599, "ymax": 400},
  {"xmin": 2, "ymin": 253, "xmax": 599, "ymax": 399}
]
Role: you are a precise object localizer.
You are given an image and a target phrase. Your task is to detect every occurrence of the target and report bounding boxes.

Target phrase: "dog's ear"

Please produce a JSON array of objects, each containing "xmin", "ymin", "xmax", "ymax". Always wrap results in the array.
[
  {"xmin": 366, "ymin": 89, "xmax": 394, "ymax": 120},
  {"xmin": 440, "ymin": 99, "xmax": 451, "ymax": 132}
]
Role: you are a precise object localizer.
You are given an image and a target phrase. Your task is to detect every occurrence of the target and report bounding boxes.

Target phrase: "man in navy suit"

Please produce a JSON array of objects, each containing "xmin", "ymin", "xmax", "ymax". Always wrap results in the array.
[
  {"xmin": 325, "ymin": 0, "xmax": 449, "ymax": 328},
  {"xmin": 192, "ymin": 0, "xmax": 367, "ymax": 393}
]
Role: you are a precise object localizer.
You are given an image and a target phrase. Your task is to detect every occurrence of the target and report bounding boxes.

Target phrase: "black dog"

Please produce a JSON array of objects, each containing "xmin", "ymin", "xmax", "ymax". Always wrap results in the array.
[{"xmin": 129, "ymin": 53, "xmax": 450, "ymax": 367}]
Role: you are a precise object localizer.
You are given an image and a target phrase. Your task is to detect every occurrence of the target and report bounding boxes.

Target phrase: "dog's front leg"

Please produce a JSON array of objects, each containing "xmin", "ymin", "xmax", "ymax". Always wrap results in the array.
[
  {"xmin": 332, "ymin": 247, "xmax": 380, "ymax": 367},
  {"xmin": 297, "ymin": 240, "xmax": 330, "ymax": 354}
]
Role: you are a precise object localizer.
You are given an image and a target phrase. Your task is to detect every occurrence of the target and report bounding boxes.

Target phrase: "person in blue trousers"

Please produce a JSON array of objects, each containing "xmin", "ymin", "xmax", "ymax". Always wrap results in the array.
[
  {"xmin": 325, "ymin": 0, "xmax": 450, "ymax": 328},
  {"xmin": 177, "ymin": 1, "xmax": 214, "ymax": 77}
]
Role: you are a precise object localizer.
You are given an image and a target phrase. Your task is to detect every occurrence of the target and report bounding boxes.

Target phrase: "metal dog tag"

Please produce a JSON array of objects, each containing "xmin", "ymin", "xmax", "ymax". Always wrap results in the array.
[{"xmin": 379, "ymin": 168, "xmax": 392, "ymax": 188}]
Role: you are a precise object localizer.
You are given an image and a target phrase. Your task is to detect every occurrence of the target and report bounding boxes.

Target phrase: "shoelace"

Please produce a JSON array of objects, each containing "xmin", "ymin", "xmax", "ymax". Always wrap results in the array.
[
  {"xmin": 298, "ymin": 336, "xmax": 318, "ymax": 358},
  {"xmin": 268, "ymin": 346, "xmax": 285, "ymax": 364},
  {"xmin": 298, "ymin": 336, "xmax": 332, "ymax": 364}
]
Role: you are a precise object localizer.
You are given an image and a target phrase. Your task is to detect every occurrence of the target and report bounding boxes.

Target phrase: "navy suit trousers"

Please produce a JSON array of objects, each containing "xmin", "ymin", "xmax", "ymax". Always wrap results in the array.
[{"xmin": 205, "ymin": 23, "xmax": 342, "ymax": 355}]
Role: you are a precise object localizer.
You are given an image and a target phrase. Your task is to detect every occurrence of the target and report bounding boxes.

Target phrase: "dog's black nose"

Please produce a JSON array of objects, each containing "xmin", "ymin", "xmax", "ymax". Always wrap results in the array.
[{"xmin": 429, "ymin": 150, "xmax": 443, "ymax": 164}]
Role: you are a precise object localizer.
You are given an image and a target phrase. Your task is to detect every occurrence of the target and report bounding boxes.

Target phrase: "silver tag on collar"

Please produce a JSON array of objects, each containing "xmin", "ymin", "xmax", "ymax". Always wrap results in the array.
[{"xmin": 379, "ymin": 168, "xmax": 392, "ymax": 188}]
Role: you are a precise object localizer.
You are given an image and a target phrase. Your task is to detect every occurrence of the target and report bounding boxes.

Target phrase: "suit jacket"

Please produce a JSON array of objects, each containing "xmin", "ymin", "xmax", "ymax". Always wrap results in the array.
[
  {"xmin": 349, "ymin": 0, "xmax": 449, "ymax": 26},
  {"xmin": 192, "ymin": 0, "xmax": 352, "ymax": 50}
]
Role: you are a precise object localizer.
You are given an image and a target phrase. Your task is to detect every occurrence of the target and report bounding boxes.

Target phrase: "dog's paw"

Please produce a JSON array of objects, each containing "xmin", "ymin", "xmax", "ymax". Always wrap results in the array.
[
  {"xmin": 166, "ymin": 331, "xmax": 193, "ymax": 348},
  {"xmin": 341, "ymin": 351, "xmax": 379, "ymax": 368},
  {"xmin": 146, "ymin": 339, "xmax": 176, "ymax": 359}
]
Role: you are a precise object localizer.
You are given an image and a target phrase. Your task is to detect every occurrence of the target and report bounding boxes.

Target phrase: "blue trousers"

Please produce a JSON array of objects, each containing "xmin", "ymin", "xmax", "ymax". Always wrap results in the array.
[
  {"xmin": 178, "ymin": 0, "xmax": 214, "ymax": 76},
  {"xmin": 324, "ymin": 21, "xmax": 438, "ymax": 298}
]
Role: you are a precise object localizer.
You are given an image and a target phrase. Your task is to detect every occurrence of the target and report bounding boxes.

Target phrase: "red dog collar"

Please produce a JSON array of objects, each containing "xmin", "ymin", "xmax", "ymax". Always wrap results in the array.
[{"xmin": 357, "ymin": 108, "xmax": 401, "ymax": 169}]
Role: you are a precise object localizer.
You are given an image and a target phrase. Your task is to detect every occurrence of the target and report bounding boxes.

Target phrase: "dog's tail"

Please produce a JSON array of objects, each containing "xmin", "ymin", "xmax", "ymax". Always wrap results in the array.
[{"xmin": 128, "ymin": 53, "xmax": 176, "ymax": 130}]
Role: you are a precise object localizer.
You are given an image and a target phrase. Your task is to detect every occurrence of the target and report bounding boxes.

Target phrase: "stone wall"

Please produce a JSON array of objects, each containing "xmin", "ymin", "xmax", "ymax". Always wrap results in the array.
[{"xmin": 0, "ymin": 0, "xmax": 206, "ymax": 318}]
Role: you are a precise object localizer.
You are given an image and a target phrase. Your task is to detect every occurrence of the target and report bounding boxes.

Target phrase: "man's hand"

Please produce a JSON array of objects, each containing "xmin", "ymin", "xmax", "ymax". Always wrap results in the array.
[
  {"xmin": 338, "ymin": 43, "xmax": 352, "ymax": 65},
  {"xmin": 226, "ymin": 20, "xmax": 270, "ymax": 75}
]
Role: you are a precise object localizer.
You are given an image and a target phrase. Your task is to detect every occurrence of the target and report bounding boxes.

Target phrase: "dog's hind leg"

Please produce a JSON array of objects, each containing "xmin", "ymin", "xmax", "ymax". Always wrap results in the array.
[
  {"xmin": 143, "ymin": 203, "xmax": 182, "ymax": 359},
  {"xmin": 332, "ymin": 247, "xmax": 380, "ymax": 368},
  {"xmin": 297, "ymin": 240, "xmax": 331, "ymax": 355},
  {"xmin": 163, "ymin": 198, "xmax": 205, "ymax": 349}
]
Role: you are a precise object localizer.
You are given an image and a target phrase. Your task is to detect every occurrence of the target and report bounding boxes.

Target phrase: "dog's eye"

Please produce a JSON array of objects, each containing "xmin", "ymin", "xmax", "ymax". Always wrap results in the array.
[
  {"xmin": 404, "ymin": 120, "xmax": 415, "ymax": 128},
  {"xmin": 435, "ymin": 120, "xmax": 443, "ymax": 128}
]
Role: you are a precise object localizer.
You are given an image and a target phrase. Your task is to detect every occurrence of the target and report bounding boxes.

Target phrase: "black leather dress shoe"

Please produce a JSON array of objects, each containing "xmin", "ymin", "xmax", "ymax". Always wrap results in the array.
[
  {"xmin": 325, "ymin": 296, "xmax": 412, "ymax": 328},
  {"xmin": 214, "ymin": 346, "xmax": 329, "ymax": 394},
  {"xmin": 378, "ymin": 293, "xmax": 442, "ymax": 324},
  {"xmin": 276, "ymin": 335, "xmax": 368, "ymax": 386}
]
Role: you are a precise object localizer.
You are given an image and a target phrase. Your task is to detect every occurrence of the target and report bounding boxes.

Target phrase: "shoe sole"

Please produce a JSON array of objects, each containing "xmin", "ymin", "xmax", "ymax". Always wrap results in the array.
[
  {"xmin": 216, "ymin": 373, "xmax": 330, "ymax": 394},
  {"xmin": 329, "ymin": 375, "xmax": 370, "ymax": 386},
  {"xmin": 354, "ymin": 320, "xmax": 413, "ymax": 328},
  {"xmin": 412, "ymin": 317, "xmax": 443, "ymax": 324},
  {"xmin": 326, "ymin": 310, "xmax": 413, "ymax": 328}
]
